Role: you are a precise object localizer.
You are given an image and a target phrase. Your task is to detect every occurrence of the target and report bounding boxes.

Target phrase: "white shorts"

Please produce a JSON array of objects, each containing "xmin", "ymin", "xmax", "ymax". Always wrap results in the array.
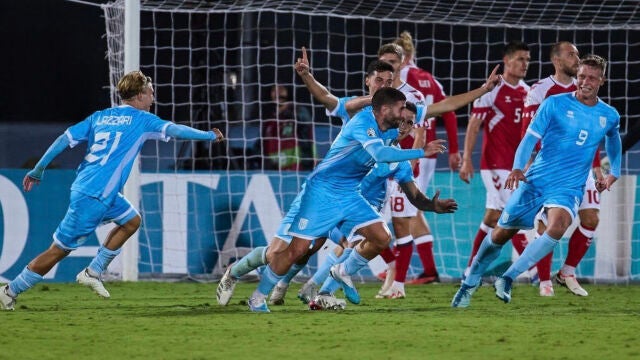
[
  {"xmin": 416, "ymin": 158, "xmax": 436, "ymax": 192},
  {"xmin": 579, "ymin": 175, "xmax": 600, "ymax": 210},
  {"xmin": 481, "ymin": 169, "xmax": 513, "ymax": 211},
  {"xmin": 384, "ymin": 179, "xmax": 419, "ymax": 218}
]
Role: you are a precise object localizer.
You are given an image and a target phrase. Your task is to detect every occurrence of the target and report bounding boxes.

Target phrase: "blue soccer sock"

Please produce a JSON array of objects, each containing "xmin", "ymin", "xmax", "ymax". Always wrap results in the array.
[
  {"xmin": 311, "ymin": 251, "xmax": 339, "ymax": 286},
  {"xmin": 8, "ymin": 266, "xmax": 44, "ymax": 297},
  {"xmin": 311, "ymin": 248, "xmax": 353, "ymax": 286},
  {"xmin": 88, "ymin": 246, "xmax": 122, "ymax": 276},
  {"xmin": 253, "ymin": 264, "xmax": 284, "ymax": 298},
  {"xmin": 503, "ymin": 232, "xmax": 559, "ymax": 280},
  {"xmin": 278, "ymin": 263, "xmax": 305, "ymax": 286},
  {"xmin": 343, "ymin": 249, "xmax": 369, "ymax": 276},
  {"xmin": 319, "ymin": 276, "xmax": 341, "ymax": 295},
  {"xmin": 231, "ymin": 246, "xmax": 267, "ymax": 279},
  {"xmin": 464, "ymin": 233, "xmax": 504, "ymax": 287}
]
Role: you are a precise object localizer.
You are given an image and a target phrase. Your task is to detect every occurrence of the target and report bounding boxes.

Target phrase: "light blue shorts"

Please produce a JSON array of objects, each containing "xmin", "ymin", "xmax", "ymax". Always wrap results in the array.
[
  {"xmin": 288, "ymin": 179, "xmax": 385, "ymax": 240},
  {"xmin": 498, "ymin": 182, "xmax": 580, "ymax": 230},
  {"xmin": 54, "ymin": 191, "xmax": 139, "ymax": 251},
  {"xmin": 275, "ymin": 183, "xmax": 346, "ymax": 246}
]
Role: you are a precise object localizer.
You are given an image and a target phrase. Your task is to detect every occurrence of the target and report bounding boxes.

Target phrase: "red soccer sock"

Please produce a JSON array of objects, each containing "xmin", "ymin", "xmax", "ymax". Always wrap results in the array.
[
  {"xmin": 380, "ymin": 247, "xmax": 396, "ymax": 264},
  {"xmin": 565, "ymin": 223, "xmax": 596, "ymax": 267},
  {"xmin": 511, "ymin": 233, "xmax": 528, "ymax": 255},
  {"xmin": 467, "ymin": 227, "xmax": 488, "ymax": 267},
  {"xmin": 415, "ymin": 241, "xmax": 437, "ymax": 276},
  {"xmin": 394, "ymin": 242, "xmax": 413, "ymax": 282},
  {"xmin": 536, "ymin": 252, "xmax": 553, "ymax": 282}
]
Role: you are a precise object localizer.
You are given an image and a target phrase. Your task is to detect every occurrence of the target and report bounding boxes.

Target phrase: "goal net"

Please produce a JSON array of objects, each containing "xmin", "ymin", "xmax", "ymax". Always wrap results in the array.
[{"xmin": 100, "ymin": 0, "xmax": 640, "ymax": 283}]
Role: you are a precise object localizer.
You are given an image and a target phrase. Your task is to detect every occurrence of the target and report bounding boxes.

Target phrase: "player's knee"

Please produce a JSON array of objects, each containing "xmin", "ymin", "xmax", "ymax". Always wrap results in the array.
[
  {"xmin": 580, "ymin": 212, "xmax": 599, "ymax": 229},
  {"xmin": 124, "ymin": 215, "xmax": 141, "ymax": 233}
]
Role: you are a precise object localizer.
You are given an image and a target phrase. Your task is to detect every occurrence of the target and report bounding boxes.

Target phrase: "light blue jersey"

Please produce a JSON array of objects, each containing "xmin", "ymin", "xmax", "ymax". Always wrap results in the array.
[
  {"xmin": 326, "ymin": 96, "xmax": 358, "ymax": 125},
  {"xmin": 360, "ymin": 154, "xmax": 414, "ymax": 210},
  {"xmin": 500, "ymin": 92, "xmax": 620, "ymax": 228},
  {"xmin": 525, "ymin": 93, "xmax": 620, "ymax": 192},
  {"xmin": 289, "ymin": 109, "xmax": 424, "ymax": 239},
  {"xmin": 307, "ymin": 108, "xmax": 407, "ymax": 190},
  {"xmin": 67, "ymin": 105, "xmax": 171, "ymax": 202}
]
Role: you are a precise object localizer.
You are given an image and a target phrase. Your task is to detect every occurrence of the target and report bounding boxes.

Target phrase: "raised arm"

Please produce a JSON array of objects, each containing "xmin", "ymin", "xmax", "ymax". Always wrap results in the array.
[
  {"xmin": 344, "ymin": 95, "xmax": 372, "ymax": 116},
  {"xmin": 294, "ymin": 46, "xmax": 339, "ymax": 111},
  {"xmin": 426, "ymin": 65, "xmax": 501, "ymax": 118}
]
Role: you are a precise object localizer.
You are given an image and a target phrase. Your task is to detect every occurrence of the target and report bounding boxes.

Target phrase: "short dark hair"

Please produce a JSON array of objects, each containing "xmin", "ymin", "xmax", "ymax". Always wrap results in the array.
[
  {"xmin": 405, "ymin": 102, "xmax": 417, "ymax": 114},
  {"xmin": 580, "ymin": 54, "xmax": 607, "ymax": 77},
  {"xmin": 366, "ymin": 60, "xmax": 395, "ymax": 77},
  {"xmin": 504, "ymin": 41, "xmax": 529, "ymax": 57},
  {"xmin": 372, "ymin": 87, "xmax": 406, "ymax": 111}
]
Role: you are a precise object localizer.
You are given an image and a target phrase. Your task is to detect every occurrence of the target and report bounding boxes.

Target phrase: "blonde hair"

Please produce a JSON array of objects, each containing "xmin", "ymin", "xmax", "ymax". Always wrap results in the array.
[
  {"xmin": 117, "ymin": 70, "xmax": 152, "ymax": 100},
  {"xmin": 394, "ymin": 31, "xmax": 415, "ymax": 59}
]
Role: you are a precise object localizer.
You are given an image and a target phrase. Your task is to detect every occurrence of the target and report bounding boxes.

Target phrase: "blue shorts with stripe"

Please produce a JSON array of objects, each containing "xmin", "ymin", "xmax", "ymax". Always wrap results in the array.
[
  {"xmin": 54, "ymin": 191, "xmax": 139, "ymax": 251},
  {"xmin": 288, "ymin": 178, "xmax": 385, "ymax": 240},
  {"xmin": 498, "ymin": 182, "xmax": 581, "ymax": 230}
]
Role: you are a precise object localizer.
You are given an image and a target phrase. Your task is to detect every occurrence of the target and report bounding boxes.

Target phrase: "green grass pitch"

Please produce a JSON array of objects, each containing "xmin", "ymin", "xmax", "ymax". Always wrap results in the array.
[{"xmin": 2, "ymin": 281, "xmax": 639, "ymax": 359}]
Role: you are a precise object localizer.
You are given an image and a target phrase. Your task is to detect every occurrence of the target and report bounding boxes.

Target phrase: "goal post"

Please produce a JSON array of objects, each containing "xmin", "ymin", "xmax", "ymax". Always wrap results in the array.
[{"xmin": 99, "ymin": 0, "xmax": 640, "ymax": 283}]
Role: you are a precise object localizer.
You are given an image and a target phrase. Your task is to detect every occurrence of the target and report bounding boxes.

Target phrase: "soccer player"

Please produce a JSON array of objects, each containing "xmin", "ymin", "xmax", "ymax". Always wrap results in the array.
[
  {"xmin": 377, "ymin": 42, "xmax": 442, "ymax": 289},
  {"xmin": 452, "ymin": 54, "xmax": 621, "ymax": 308},
  {"xmin": 0, "ymin": 71, "xmax": 224, "ymax": 310},
  {"xmin": 246, "ymin": 87, "xmax": 443, "ymax": 312},
  {"xmin": 391, "ymin": 30, "xmax": 462, "ymax": 285},
  {"xmin": 216, "ymin": 56, "xmax": 396, "ymax": 307},
  {"xmin": 312, "ymin": 103, "xmax": 456, "ymax": 305},
  {"xmin": 459, "ymin": 41, "xmax": 531, "ymax": 281},
  {"xmin": 523, "ymin": 41, "xmax": 602, "ymax": 297}
]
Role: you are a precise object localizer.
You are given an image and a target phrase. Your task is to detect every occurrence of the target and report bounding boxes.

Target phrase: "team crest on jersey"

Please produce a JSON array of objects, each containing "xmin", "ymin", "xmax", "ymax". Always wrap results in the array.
[
  {"xmin": 599, "ymin": 116, "xmax": 607, "ymax": 127},
  {"xmin": 367, "ymin": 128, "xmax": 376, "ymax": 137},
  {"xmin": 566, "ymin": 110, "xmax": 574, "ymax": 119},
  {"xmin": 298, "ymin": 218, "xmax": 308, "ymax": 230},
  {"xmin": 418, "ymin": 80, "xmax": 430, "ymax": 88},
  {"xmin": 504, "ymin": 96, "xmax": 511, "ymax": 103}
]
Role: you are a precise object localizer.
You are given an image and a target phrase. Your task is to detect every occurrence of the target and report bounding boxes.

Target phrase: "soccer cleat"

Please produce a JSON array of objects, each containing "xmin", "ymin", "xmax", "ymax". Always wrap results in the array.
[
  {"xmin": 539, "ymin": 283, "xmax": 555, "ymax": 297},
  {"xmin": 494, "ymin": 276, "xmax": 512, "ymax": 303},
  {"xmin": 409, "ymin": 272, "xmax": 440, "ymax": 285},
  {"xmin": 216, "ymin": 265, "xmax": 238, "ymax": 306},
  {"xmin": 387, "ymin": 287, "xmax": 406, "ymax": 299},
  {"xmin": 555, "ymin": 272, "xmax": 588, "ymax": 297},
  {"xmin": 375, "ymin": 283, "xmax": 392, "ymax": 299},
  {"xmin": 308, "ymin": 294, "xmax": 346, "ymax": 311},
  {"xmin": 268, "ymin": 283, "xmax": 289, "ymax": 305},
  {"xmin": 297, "ymin": 282, "xmax": 319, "ymax": 304},
  {"xmin": 0, "ymin": 285, "xmax": 16, "ymax": 311},
  {"xmin": 76, "ymin": 268, "xmax": 111, "ymax": 298},
  {"xmin": 329, "ymin": 264, "xmax": 360, "ymax": 305},
  {"xmin": 451, "ymin": 282, "xmax": 481, "ymax": 308},
  {"xmin": 248, "ymin": 297, "xmax": 271, "ymax": 313}
]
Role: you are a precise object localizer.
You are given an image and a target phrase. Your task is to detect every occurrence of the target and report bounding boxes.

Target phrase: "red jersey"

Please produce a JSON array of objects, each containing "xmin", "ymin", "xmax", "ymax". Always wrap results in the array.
[
  {"xmin": 522, "ymin": 75, "xmax": 577, "ymax": 137},
  {"xmin": 470, "ymin": 80, "xmax": 530, "ymax": 170},
  {"xmin": 400, "ymin": 64, "xmax": 459, "ymax": 158}
]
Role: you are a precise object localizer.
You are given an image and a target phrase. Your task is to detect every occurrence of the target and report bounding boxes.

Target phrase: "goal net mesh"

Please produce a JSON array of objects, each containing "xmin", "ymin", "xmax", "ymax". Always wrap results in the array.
[{"xmin": 101, "ymin": 0, "xmax": 640, "ymax": 282}]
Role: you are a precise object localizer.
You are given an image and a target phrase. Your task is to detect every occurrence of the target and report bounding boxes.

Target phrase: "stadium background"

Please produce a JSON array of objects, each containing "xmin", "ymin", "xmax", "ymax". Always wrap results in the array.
[{"xmin": 0, "ymin": 0, "xmax": 638, "ymax": 283}]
